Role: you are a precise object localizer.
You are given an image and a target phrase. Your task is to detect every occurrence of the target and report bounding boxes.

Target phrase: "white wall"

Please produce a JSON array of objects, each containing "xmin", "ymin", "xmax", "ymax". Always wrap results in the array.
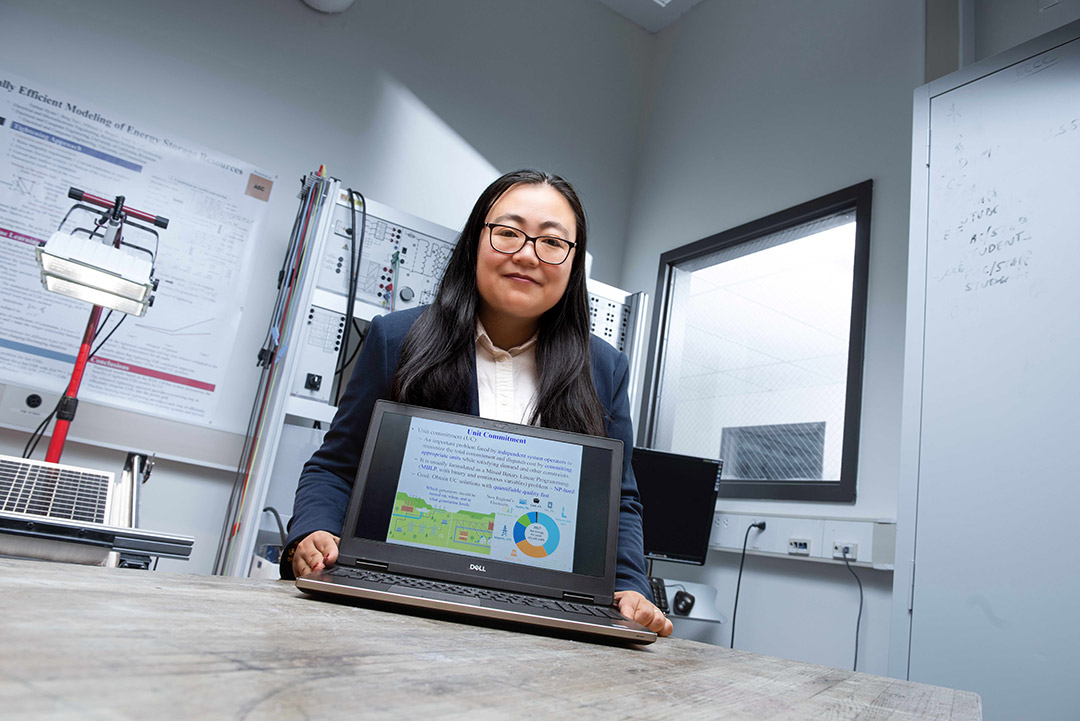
[
  {"xmin": 620, "ymin": 0, "xmax": 924, "ymax": 674},
  {"xmin": 655, "ymin": 552, "xmax": 893, "ymax": 673},
  {"xmin": 0, "ymin": 0, "xmax": 653, "ymax": 572},
  {"xmin": 972, "ymin": 0, "xmax": 1080, "ymax": 61}
]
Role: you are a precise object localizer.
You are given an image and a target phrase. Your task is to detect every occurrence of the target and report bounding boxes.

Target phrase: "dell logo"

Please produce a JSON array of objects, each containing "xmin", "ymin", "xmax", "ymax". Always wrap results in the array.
[{"xmin": 469, "ymin": 564, "xmax": 486, "ymax": 572}]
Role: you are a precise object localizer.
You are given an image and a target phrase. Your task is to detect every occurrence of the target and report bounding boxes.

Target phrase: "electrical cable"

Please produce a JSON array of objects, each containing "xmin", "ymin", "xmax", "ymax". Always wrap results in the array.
[
  {"xmin": 336, "ymin": 189, "xmax": 358, "ymax": 385},
  {"xmin": 258, "ymin": 172, "xmax": 317, "ymax": 366},
  {"xmin": 334, "ymin": 189, "xmax": 367, "ymax": 405},
  {"xmin": 215, "ymin": 174, "xmax": 328, "ymax": 574},
  {"xmin": 216, "ymin": 178, "xmax": 315, "ymax": 572},
  {"xmin": 262, "ymin": 506, "xmax": 288, "ymax": 548},
  {"xmin": 22, "ymin": 404, "xmax": 58, "ymax": 459},
  {"xmin": 730, "ymin": 521, "xmax": 765, "ymax": 649},
  {"xmin": 22, "ymin": 311, "xmax": 126, "ymax": 459},
  {"xmin": 92, "ymin": 310, "xmax": 114, "ymax": 341},
  {"xmin": 332, "ymin": 191, "xmax": 358, "ymax": 402},
  {"xmin": 338, "ymin": 329, "xmax": 366, "ymax": 376},
  {"xmin": 336, "ymin": 318, "xmax": 365, "ymax": 373},
  {"xmin": 263, "ymin": 184, "xmax": 317, "ymax": 359},
  {"xmin": 273, "ymin": 185, "xmax": 307, "ymax": 292},
  {"xmin": 841, "ymin": 547, "xmax": 864, "ymax": 672},
  {"xmin": 89, "ymin": 315, "xmax": 126, "ymax": 359},
  {"xmin": 215, "ymin": 359, "xmax": 274, "ymax": 572},
  {"xmin": 71, "ymin": 224, "xmax": 104, "ymax": 240}
]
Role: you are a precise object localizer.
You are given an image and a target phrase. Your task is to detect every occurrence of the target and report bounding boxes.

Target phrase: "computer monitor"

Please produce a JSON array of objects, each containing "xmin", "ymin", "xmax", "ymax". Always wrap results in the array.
[{"xmin": 631, "ymin": 448, "xmax": 723, "ymax": 566}]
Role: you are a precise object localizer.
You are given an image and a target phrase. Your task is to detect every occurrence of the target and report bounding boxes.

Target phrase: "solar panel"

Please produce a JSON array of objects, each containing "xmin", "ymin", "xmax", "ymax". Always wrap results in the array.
[
  {"xmin": 0, "ymin": 454, "xmax": 194, "ymax": 564},
  {"xmin": 0, "ymin": 456, "xmax": 113, "ymax": 524}
]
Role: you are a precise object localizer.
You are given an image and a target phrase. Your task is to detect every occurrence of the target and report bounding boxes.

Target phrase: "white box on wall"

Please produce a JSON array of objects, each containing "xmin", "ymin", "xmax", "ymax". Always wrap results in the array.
[{"xmin": 712, "ymin": 511, "xmax": 896, "ymax": 569}]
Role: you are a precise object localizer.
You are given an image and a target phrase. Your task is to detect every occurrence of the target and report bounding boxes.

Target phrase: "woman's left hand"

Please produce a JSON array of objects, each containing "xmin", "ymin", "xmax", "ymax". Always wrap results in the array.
[{"xmin": 614, "ymin": 590, "xmax": 674, "ymax": 636}]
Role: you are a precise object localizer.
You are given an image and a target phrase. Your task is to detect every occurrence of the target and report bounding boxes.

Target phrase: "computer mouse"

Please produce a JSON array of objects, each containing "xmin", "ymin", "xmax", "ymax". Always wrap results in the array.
[{"xmin": 672, "ymin": 590, "xmax": 695, "ymax": 615}]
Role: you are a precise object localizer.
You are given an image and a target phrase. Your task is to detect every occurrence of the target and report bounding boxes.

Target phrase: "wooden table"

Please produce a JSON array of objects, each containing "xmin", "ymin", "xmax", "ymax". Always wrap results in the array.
[{"xmin": 0, "ymin": 558, "xmax": 981, "ymax": 720}]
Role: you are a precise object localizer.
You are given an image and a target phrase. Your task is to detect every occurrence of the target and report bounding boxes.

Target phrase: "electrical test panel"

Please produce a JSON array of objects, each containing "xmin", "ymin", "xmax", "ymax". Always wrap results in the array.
[
  {"xmin": 289, "ymin": 189, "xmax": 460, "ymax": 405},
  {"xmin": 315, "ymin": 188, "xmax": 457, "ymax": 312}
]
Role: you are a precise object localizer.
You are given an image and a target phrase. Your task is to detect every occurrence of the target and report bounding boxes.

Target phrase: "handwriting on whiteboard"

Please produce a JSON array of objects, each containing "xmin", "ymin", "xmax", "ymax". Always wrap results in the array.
[
  {"xmin": 1014, "ymin": 55, "xmax": 1058, "ymax": 81},
  {"xmin": 935, "ymin": 128, "xmax": 1036, "ymax": 294},
  {"xmin": 1052, "ymin": 118, "xmax": 1079, "ymax": 137}
]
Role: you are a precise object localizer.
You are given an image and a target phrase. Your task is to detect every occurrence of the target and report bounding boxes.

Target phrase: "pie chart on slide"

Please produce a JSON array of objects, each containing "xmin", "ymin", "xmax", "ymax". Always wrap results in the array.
[{"xmin": 513, "ymin": 512, "xmax": 560, "ymax": 558}]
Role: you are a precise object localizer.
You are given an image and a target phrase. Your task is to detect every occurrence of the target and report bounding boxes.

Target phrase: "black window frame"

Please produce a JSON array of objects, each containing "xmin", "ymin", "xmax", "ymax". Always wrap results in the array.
[{"xmin": 637, "ymin": 180, "xmax": 872, "ymax": 503}]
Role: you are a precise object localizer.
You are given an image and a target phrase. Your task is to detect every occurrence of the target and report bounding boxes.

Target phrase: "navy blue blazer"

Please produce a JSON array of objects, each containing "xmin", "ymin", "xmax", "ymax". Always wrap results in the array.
[{"xmin": 282, "ymin": 305, "xmax": 650, "ymax": 597}]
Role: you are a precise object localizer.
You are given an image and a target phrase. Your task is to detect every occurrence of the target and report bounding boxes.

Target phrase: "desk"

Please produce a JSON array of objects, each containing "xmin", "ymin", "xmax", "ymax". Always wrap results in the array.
[{"xmin": 0, "ymin": 558, "xmax": 981, "ymax": 720}]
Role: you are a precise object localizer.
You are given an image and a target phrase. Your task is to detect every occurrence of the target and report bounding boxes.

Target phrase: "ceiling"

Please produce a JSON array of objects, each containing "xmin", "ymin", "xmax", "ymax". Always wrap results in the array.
[{"xmin": 593, "ymin": 0, "xmax": 706, "ymax": 33}]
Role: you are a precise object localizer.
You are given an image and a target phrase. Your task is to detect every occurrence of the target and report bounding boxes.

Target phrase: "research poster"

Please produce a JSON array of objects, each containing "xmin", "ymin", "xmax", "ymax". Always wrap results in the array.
[{"xmin": 0, "ymin": 71, "xmax": 274, "ymax": 430}]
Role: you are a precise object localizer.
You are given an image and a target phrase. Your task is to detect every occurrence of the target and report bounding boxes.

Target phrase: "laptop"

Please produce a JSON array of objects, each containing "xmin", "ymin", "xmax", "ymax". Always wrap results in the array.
[{"xmin": 296, "ymin": 400, "xmax": 657, "ymax": 644}]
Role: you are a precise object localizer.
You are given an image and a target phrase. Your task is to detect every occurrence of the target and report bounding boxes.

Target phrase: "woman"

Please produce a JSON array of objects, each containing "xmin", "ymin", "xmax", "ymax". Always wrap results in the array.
[{"xmin": 283, "ymin": 169, "xmax": 671, "ymax": 636}]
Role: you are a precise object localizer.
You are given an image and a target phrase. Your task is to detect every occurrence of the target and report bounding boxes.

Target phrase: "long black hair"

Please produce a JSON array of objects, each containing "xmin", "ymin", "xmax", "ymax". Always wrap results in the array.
[{"xmin": 391, "ymin": 169, "xmax": 606, "ymax": 437}]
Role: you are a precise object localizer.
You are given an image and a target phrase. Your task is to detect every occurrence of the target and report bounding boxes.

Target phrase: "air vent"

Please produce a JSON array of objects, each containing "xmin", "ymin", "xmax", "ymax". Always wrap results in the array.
[{"xmin": 720, "ymin": 422, "xmax": 826, "ymax": 481}]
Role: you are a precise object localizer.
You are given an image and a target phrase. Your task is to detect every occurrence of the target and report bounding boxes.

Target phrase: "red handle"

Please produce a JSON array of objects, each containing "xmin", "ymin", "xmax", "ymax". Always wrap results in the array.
[{"xmin": 68, "ymin": 187, "xmax": 169, "ymax": 229}]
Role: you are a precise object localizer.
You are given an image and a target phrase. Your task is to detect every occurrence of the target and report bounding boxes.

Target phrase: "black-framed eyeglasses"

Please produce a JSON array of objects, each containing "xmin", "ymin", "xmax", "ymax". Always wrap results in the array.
[{"xmin": 483, "ymin": 223, "xmax": 577, "ymax": 265}]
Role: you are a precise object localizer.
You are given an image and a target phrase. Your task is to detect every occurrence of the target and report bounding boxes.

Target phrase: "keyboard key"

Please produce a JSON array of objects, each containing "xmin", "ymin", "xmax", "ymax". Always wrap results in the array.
[{"xmin": 597, "ymin": 606, "xmax": 626, "ymax": 620}]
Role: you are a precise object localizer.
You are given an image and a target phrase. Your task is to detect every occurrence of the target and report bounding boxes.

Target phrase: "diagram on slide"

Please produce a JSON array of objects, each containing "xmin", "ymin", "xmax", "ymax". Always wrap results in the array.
[
  {"xmin": 388, "ymin": 491, "xmax": 495, "ymax": 554},
  {"xmin": 513, "ymin": 511, "xmax": 561, "ymax": 558}
]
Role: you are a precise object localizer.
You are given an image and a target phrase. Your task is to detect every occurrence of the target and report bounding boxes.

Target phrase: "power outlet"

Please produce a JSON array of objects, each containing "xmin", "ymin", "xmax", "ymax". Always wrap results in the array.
[
  {"xmin": 833, "ymin": 541, "xmax": 858, "ymax": 561},
  {"xmin": 0, "ymin": 386, "xmax": 62, "ymax": 429},
  {"xmin": 788, "ymin": 537, "xmax": 811, "ymax": 555}
]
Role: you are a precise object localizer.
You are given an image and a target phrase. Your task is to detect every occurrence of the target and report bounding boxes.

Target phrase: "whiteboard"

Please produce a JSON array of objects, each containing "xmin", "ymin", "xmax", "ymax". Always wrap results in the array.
[{"xmin": 897, "ymin": 21, "xmax": 1080, "ymax": 721}]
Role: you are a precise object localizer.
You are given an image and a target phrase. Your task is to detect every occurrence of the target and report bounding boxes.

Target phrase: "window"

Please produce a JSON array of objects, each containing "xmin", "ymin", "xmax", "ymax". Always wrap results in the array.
[{"xmin": 638, "ymin": 182, "xmax": 872, "ymax": 502}]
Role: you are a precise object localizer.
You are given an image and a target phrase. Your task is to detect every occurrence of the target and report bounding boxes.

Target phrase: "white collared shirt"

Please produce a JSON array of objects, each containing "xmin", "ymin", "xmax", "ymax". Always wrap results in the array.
[{"xmin": 475, "ymin": 320, "xmax": 539, "ymax": 424}]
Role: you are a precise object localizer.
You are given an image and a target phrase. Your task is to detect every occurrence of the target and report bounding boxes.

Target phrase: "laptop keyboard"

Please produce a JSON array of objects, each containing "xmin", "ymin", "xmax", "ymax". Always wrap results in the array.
[{"xmin": 330, "ymin": 566, "xmax": 626, "ymax": 620}]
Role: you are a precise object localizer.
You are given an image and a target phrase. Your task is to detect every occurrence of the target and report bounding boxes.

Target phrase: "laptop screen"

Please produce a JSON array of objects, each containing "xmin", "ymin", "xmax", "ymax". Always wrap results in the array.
[{"xmin": 347, "ymin": 407, "xmax": 615, "ymax": 583}]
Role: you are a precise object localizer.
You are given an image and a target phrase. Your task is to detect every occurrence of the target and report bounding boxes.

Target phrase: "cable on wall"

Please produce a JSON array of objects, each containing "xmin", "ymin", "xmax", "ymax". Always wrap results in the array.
[
  {"xmin": 841, "ymin": 546, "xmax": 864, "ymax": 671},
  {"xmin": 729, "ymin": 520, "xmax": 765, "ymax": 649}
]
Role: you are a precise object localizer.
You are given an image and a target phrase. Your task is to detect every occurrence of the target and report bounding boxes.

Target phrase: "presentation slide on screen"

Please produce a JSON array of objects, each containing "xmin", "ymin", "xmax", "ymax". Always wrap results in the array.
[
  {"xmin": 0, "ymin": 70, "xmax": 274, "ymax": 431},
  {"xmin": 387, "ymin": 416, "xmax": 583, "ymax": 573}
]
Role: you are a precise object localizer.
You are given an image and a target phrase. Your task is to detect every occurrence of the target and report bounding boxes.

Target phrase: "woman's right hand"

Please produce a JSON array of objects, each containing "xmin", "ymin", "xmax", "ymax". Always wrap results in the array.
[{"xmin": 292, "ymin": 530, "xmax": 340, "ymax": 578}]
